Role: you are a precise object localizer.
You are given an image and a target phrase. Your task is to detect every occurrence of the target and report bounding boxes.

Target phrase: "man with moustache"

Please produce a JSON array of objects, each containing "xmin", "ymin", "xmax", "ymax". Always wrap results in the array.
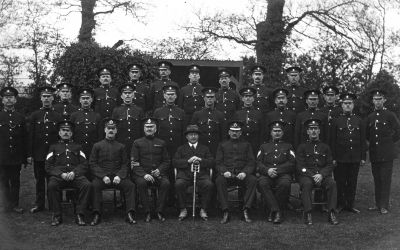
[
  {"xmin": 93, "ymin": 67, "xmax": 119, "ymax": 119},
  {"xmin": 215, "ymin": 69, "xmax": 240, "ymax": 121},
  {"xmin": 285, "ymin": 66, "xmax": 308, "ymax": 114},
  {"xmin": 53, "ymin": 83, "xmax": 78, "ymax": 120},
  {"xmin": 249, "ymin": 65, "xmax": 273, "ymax": 116},
  {"xmin": 127, "ymin": 63, "xmax": 150, "ymax": 112}
]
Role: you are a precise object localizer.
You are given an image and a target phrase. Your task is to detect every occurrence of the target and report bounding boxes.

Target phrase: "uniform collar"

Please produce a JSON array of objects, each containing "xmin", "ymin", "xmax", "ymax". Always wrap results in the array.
[{"xmin": 3, "ymin": 107, "xmax": 15, "ymax": 112}]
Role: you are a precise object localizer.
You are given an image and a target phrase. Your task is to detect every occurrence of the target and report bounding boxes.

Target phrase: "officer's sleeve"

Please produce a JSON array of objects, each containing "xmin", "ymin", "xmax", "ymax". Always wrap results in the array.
[
  {"xmin": 111, "ymin": 107, "xmax": 118, "ymax": 119},
  {"xmin": 242, "ymin": 143, "xmax": 255, "ymax": 175},
  {"xmin": 21, "ymin": 116, "xmax": 28, "ymax": 163},
  {"xmin": 294, "ymin": 115, "xmax": 302, "ymax": 150},
  {"xmin": 320, "ymin": 145, "xmax": 334, "ymax": 178},
  {"xmin": 295, "ymin": 144, "xmax": 307, "ymax": 176},
  {"xmin": 177, "ymin": 89, "xmax": 184, "ymax": 108},
  {"xmin": 190, "ymin": 111, "xmax": 198, "ymax": 125},
  {"xmin": 173, "ymin": 146, "xmax": 190, "ymax": 170},
  {"xmin": 364, "ymin": 116, "xmax": 371, "ymax": 141},
  {"xmin": 360, "ymin": 117, "xmax": 367, "ymax": 161},
  {"xmin": 389, "ymin": 111, "xmax": 400, "ymax": 142},
  {"xmin": 320, "ymin": 114, "xmax": 329, "ymax": 144},
  {"xmin": 26, "ymin": 112, "xmax": 35, "ymax": 158},
  {"xmin": 131, "ymin": 140, "xmax": 146, "ymax": 177},
  {"xmin": 89, "ymin": 143, "xmax": 106, "ymax": 179},
  {"xmin": 116, "ymin": 145, "xmax": 129, "ymax": 179},
  {"xmin": 95, "ymin": 113, "xmax": 103, "ymax": 141},
  {"xmin": 330, "ymin": 119, "xmax": 338, "ymax": 160},
  {"xmin": 158, "ymin": 142, "xmax": 171, "ymax": 175},
  {"xmin": 45, "ymin": 145, "xmax": 62, "ymax": 177},
  {"xmin": 276, "ymin": 145, "xmax": 296, "ymax": 175},
  {"xmin": 215, "ymin": 143, "xmax": 227, "ymax": 174},
  {"xmin": 201, "ymin": 146, "xmax": 215, "ymax": 170},
  {"xmin": 73, "ymin": 145, "xmax": 88, "ymax": 177},
  {"xmin": 256, "ymin": 146, "xmax": 268, "ymax": 175}
]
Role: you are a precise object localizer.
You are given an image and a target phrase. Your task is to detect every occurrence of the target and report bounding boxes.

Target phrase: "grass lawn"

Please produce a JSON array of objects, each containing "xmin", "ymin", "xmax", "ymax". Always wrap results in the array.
[{"xmin": 1, "ymin": 159, "xmax": 400, "ymax": 250}]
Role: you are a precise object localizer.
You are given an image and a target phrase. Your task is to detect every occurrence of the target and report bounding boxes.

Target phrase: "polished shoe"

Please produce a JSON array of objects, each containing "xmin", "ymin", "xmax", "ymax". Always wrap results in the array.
[
  {"xmin": 346, "ymin": 207, "xmax": 361, "ymax": 214},
  {"xmin": 243, "ymin": 209, "xmax": 252, "ymax": 223},
  {"xmin": 328, "ymin": 211, "xmax": 339, "ymax": 225},
  {"xmin": 178, "ymin": 208, "xmax": 188, "ymax": 221},
  {"xmin": 30, "ymin": 205, "xmax": 44, "ymax": 214},
  {"xmin": 157, "ymin": 212, "xmax": 166, "ymax": 222},
  {"xmin": 267, "ymin": 212, "xmax": 273, "ymax": 222},
  {"xmin": 126, "ymin": 211, "xmax": 137, "ymax": 224},
  {"xmin": 199, "ymin": 208, "xmax": 208, "ymax": 221},
  {"xmin": 380, "ymin": 208, "xmax": 389, "ymax": 214},
  {"xmin": 220, "ymin": 211, "xmax": 229, "ymax": 224},
  {"xmin": 145, "ymin": 213, "xmax": 152, "ymax": 223},
  {"xmin": 90, "ymin": 213, "xmax": 101, "ymax": 226},
  {"xmin": 273, "ymin": 211, "xmax": 283, "ymax": 224},
  {"xmin": 12, "ymin": 207, "xmax": 24, "ymax": 214},
  {"xmin": 51, "ymin": 215, "xmax": 62, "ymax": 226},
  {"xmin": 304, "ymin": 212, "xmax": 312, "ymax": 225},
  {"xmin": 368, "ymin": 206, "xmax": 379, "ymax": 211},
  {"xmin": 75, "ymin": 214, "xmax": 86, "ymax": 226}
]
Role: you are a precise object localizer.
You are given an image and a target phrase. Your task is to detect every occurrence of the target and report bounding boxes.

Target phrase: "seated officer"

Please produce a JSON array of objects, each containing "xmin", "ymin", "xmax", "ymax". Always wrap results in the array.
[
  {"xmin": 296, "ymin": 118, "xmax": 339, "ymax": 225},
  {"xmin": 215, "ymin": 121, "xmax": 257, "ymax": 224},
  {"xmin": 173, "ymin": 124, "xmax": 214, "ymax": 221},
  {"xmin": 45, "ymin": 121, "xmax": 91, "ymax": 226},
  {"xmin": 89, "ymin": 118, "xmax": 136, "ymax": 225},
  {"xmin": 257, "ymin": 121, "xmax": 295, "ymax": 224},
  {"xmin": 131, "ymin": 118, "xmax": 170, "ymax": 222}
]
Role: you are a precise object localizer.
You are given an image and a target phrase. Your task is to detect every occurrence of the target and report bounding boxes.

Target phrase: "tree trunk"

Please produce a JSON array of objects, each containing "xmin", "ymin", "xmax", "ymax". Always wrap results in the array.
[
  {"xmin": 78, "ymin": 0, "xmax": 97, "ymax": 43},
  {"xmin": 255, "ymin": 0, "xmax": 286, "ymax": 86}
]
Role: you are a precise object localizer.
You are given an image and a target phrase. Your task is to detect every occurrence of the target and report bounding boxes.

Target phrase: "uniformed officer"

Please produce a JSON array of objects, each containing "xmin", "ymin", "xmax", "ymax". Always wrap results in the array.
[
  {"xmin": 127, "ymin": 63, "xmax": 150, "ymax": 112},
  {"xmin": 294, "ymin": 89, "xmax": 328, "ymax": 149},
  {"xmin": 285, "ymin": 66, "xmax": 308, "ymax": 113},
  {"xmin": 45, "ymin": 121, "xmax": 91, "ymax": 226},
  {"xmin": 257, "ymin": 121, "xmax": 295, "ymax": 224},
  {"xmin": 320, "ymin": 86, "xmax": 341, "ymax": 144},
  {"xmin": 150, "ymin": 60, "xmax": 180, "ymax": 111},
  {"xmin": 131, "ymin": 118, "xmax": 171, "ymax": 222},
  {"xmin": 296, "ymin": 118, "xmax": 338, "ymax": 225},
  {"xmin": 89, "ymin": 118, "xmax": 137, "ymax": 225},
  {"xmin": 249, "ymin": 65, "xmax": 273, "ymax": 115},
  {"xmin": 215, "ymin": 69, "xmax": 240, "ymax": 121},
  {"xmin": 265, "ymin": 88, "xmax": 296, "ymax": 145},
  {"xmin": 112, "ymin": 83, "xmax": 144, "ymax": 157},
  {"xmin": 70, "ymin": 88, "xmax": 102, "ymax": 159},
  {"xmin": 28, "ymin": 86, "xmax": 63, "ymax": 213},
  {"xmin": 191, "ymin": 87, "xmax": 225, "ymax": 156},
  {"xmin": 93, "ymin": 68, "xmax": 119, "ymax": 119},
  {"xmin": 215, "ymin": 121, "xmax": 257, "ymax": 224},
  {"xmin": 178, "ymin": 64, "xmax": 204, "ymax": 123},
  {"xmin": 331, "ymin": 93, "xmax": 366, "ymax": 214},
  {"xmin": 233, "ymin": 87, "xmax": 263, "ymax": 155},
  {"xmin": 0, "ymin": 87, "xmax": 27, "ymax": 213},
  {"xmin": 53, "ymin": 82, "xmax": 78, "ymax": 120},
  {"xmin": 366, "ymin": 89, "xmax": 400, "ymax": 214},
  {"xmin": 173, "ymin": 124, "xmax": 214, "ymax": 221}
]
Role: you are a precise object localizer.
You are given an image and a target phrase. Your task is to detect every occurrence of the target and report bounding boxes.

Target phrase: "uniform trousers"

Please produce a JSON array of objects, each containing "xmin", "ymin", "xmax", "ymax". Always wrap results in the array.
[
  {"xmin": 215, "ymin": 174, "xmax": 257, "ymax": 211},
  {"xmin": 47, "ymin": 176, "xmax": 91, "ymax": 215},
  {"xmin": 33, "ymin": 161, "xmax": 47, "ymax": 208},
  {"xmin": 92, "ymin": 178, "xmax": 136, "ymax": 214},
  {"xmin": 371, "ymin": 161, "xmax": 393, "ymax": 209},
  {"xmin": 257, "ymin": 174, "xmax": 292, "ymax": 212},
  {"xmin": 298, "ymin": 176, "xmax": 337, "ymax": 212},
  {"xmin": 175, "ymin": 176, "xmax": 214, "ymax": 210},
  {"xmin": 334, "ymin": 162, "xmax": 360, "ymax": 208},
  {"xmin": 0, "ymin": 164, "xmax": 21, "ymax": 209},
  {"xmin": 132, "ymin": 176, "xmax": 170, "ymax": 213}
]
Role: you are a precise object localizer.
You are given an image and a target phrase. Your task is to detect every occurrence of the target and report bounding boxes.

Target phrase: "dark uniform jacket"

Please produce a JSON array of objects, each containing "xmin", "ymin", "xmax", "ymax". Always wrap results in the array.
[
  {"xmin": 233, "ymin": 106, "xmax": 263, "ymax": 154},
  {"xmin": 45, "ymin": 140, "xmax": 87, "ymax": 177},
  {"xmin": 89, "ymin": 139, "xmax": 129, "ymax": 179},
  {"xmin": 295, "ymin": 108, "xmax": 328, "ymax": 148},
  {"xmin": 173, "ymin": 143, "xmax": 214, "ymax": 180},
  {"xmin": 191, "ymin": 107, "xmax": 225, "ymax": 155},
  {"xmin": 250, "ymin": 84, "xmax": 273, "ymax": 115},
  {"xmin": 265, "ymin": 107, "xmax": 296, "ymax": 145},
  {"xmin": 70, "ymin": 108, "xmax": 102, "ymax": 157},
  {"xmin": 149, "ymin": 79, "xmax": 179, "ymax": 111},
  {"xmin": 216, "ymin": 138, "xmax": 255, "ymax": 175},
  {"xmin": 286, "ymin": 85, "xmax": 308, "ymax": 114},
  {"xmin": 131, "ymin": 136, "xmax": 170, "ymax": 177},
  {"xmin": 0, "ymin": 109, "xmax": 28, "ymax": 165},
  {"xmin": 28, "ymin": 107, "xmax": 63, "ymax": 161},
  {"xmin": 296, "ymin": 140, "xmax": 334, "ymax": 178},
  {"xmin": 257, "ymin": 140, "xmax": 295, "ymax": 177},
  {"xmin": 129, "ymin": 80, "xmax": 150, "ymax": 112},
  {"xmin": 215, "ymin": 88, "xmax": 240, "ymax": 120},
  {"xmin": 93, "ymin": 85, "xmax": 119, "ymax": 119},
  {"xmin": 53, "ymin": 101, "xmax": 79, "ymax": 120},
  {"xmin": 320, "ymin": 104, "xmax": 342, "ymax": 144},
  {"xmin": 178, "ymin": 83, "xmax": 204, "ymax": 116},
  {"xmin": 331, "ymin": 113, "xmax": 366, "ymax": 163},
  {"xmin": 366, "ymin": 109, "xmax": 400, "ymax": 162}
]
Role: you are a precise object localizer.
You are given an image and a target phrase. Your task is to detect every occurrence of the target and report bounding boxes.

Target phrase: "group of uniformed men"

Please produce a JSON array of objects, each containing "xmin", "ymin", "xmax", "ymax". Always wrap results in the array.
[{"xmin": 1, "ymin": 60, "xmax": 399, "ymax": 227}]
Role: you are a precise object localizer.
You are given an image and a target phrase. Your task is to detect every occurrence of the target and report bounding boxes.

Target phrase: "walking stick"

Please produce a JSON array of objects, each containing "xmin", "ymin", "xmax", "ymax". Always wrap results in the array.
[{"xmin": 191, "ymin": 160, "xmax": 200, "ymax": 221}]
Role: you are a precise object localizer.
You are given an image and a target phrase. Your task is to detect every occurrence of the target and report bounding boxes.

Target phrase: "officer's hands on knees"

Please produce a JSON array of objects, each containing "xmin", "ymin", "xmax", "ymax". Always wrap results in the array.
[
  {"xmin": 113, "ymin": 176, "xmax": 121, "ymax": 185},
  {"xmin": 103, "ymin": 176, "xmax": 111, "ymax": 184},
  {"xmin": 237, "ymin": 172, "xmax": 246, "ymax": 180},
  {"xmin": 313, "ymin": 174, "xmax": 323, "ymax": 184},
  {"xmin": 268, "ymin": 168, "xmax": 277, "ymax": 178},
  {"xmin": 223, "ymin": 171, "xmax": 232, "ymax": 178},
  {"xmin": 144, "ymin": 174, "xmax": 155, "ymax": 183}
]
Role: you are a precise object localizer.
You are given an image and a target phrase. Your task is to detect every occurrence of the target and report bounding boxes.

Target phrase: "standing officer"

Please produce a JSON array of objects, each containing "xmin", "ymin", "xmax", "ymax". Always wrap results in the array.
[
  {"xmin": 131, "ymin": 118, "xmax": 171, "ymax": 222},
  {"xmin": 179, "ymin": 64, "xmax": 204, "ymax": 123},
  {"xmin": 93, "ymin": 67, "xmax": 119, "ymax": 119},
  {"xmin": 320, "ymin": 86, "xmax": 341, "ymax": 144},
  {"xmin": 233, "ymin": 87, "xmax": 263, "ymax": 156},
  {"xmin": 257, "ymin": 121, "xmax": 295, "ymax": 224},
  {"xmin": 215, "ymin": 69, "xmax": 240, "ymax": 121},
  {"xmin": 89, "ymin": 118, "xmax": 137, "ymax": 225},
  {"xmin": 150, "ymin": 60, "xmax": 179, "ymax": 112},
  {"xmin": 45, "ymin": 121, "xmax": 91, "ymax": 226},
  {"xmin": 285, "ymin": 66, "xmax": 308, "ymax": 114},
  {"xmin": 28, "ymin": 86, "xmax": 63, "ymax": 213},
  {"xmin": 173, "ymin": 125, "xmax": 214, "ymax": 221},
  {"xmin": 366, "ymin": 89, "xmax": 400, "ymax": 214},
  {"xmin": 191, "ymin": 87, "xmax": 225, "ymax": 156},
  {"xmin": 265, "ymin": 88, "xmax": 296, "ymax": 145},
  {"xmin": 70, "ymin": 88, "xmax": 102, "ymax": 159},
  {"xmin": 127, "ymin": 63, "xmax": 150, "ymax": 113},
  {"xmin": 296, "ymin": 118, "xmax": 338, "ymax": 225},
  {"xmin": 53, "ymin": 82, "xmax": 78, "ymax": 120},
  {"xmin": 249, "ymin": 65, "xmax": 273, "ymax": 115},
  {"xmin": 0, "ymin": 87, "xmax": 27, "ymax": 213},
  {"xmin": 331, "ymin": 93, "xmax": 366, "ymax": 214},
  {"xmin": 112, "ymin": 83, "xmax": 144, "ymax": 157},
  {"xmin": 215, "ymin": 121, "xmax": 257, "ymax": 224}
]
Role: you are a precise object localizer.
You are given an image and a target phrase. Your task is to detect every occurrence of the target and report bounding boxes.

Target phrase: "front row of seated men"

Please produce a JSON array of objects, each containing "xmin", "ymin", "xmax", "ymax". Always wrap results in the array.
[{"xmin": 45, "ymin": 116, "xmax": 338, "ymax": 226}]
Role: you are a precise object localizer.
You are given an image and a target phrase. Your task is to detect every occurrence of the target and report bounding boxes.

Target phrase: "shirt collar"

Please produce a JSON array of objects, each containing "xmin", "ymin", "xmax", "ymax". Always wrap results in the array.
[{"xmin": 189, "ymin": 142, "xmax": 198, "ymax": 149}]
